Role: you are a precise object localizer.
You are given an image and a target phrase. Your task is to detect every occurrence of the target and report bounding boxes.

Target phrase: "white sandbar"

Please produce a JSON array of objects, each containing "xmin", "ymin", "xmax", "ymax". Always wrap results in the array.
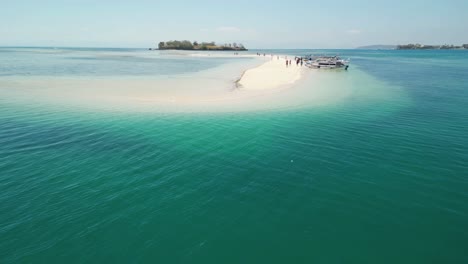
[{"xmin": 238, "ymin": 58, "xmax": 304, "ymax": 90}]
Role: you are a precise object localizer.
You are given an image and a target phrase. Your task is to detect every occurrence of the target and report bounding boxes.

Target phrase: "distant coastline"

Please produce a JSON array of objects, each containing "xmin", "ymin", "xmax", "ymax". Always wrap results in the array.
[
  {"xmin": 357, "ymin": 44, "xmax": 468, "ymax": 50},
  {"xmin": 152, "ymin": 40, "xmax": 248, "ymax": 51},
  {"xmin": 397, "ymin": 44, "xmax": 468, "ymax": 50}
]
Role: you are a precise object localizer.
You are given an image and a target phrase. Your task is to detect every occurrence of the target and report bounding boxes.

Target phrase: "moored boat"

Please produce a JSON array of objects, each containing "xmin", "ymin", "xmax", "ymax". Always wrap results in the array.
[{"xmin": 305, "ymin": 56, "xmax": 350, "ymax": 70}]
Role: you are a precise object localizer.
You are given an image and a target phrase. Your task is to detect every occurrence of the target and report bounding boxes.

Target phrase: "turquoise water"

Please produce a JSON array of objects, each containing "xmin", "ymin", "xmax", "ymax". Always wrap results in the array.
[
  {"xmin": 0, "ymin": 47, "xmax": 235, "ymax": 77},
  {"xmin": 1, "ymin": 48, "xmax": 467, "ymax": 263}
]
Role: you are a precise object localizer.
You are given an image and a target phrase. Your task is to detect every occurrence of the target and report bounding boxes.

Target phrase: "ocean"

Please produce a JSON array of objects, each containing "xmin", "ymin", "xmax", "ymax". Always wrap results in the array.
[{"xmin": 0, "ymin": 47, "xmax": 467, "ymax": 263}]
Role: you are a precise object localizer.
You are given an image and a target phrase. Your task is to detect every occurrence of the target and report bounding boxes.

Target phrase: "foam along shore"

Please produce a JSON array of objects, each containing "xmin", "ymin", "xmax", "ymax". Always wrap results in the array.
[{"xmin": 238, "ymin": 57, "xmax": 304, "ymax": 90}]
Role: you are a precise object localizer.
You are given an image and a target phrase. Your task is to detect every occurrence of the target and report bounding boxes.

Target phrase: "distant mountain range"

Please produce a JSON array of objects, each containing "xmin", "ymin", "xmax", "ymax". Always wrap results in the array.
[{"xmin": 356, "ymin": 45, "xmax": 397, "ymax": 50}]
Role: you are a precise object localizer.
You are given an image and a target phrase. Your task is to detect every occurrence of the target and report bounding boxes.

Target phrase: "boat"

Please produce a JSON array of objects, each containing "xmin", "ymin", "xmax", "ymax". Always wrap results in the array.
[{"xmin": 305, "ymin": 56, "xmax": 350, "ymax": 70}]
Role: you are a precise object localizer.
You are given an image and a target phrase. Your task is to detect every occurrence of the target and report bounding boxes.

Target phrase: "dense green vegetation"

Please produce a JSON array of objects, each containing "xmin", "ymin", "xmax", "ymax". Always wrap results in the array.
[
  {"xmin": 397, "ymin": 44, "xmax": 468, "ymax": 50},
  {"xmin": 156, "ymin": 40, "xmax": 247, "ymax": 51}
]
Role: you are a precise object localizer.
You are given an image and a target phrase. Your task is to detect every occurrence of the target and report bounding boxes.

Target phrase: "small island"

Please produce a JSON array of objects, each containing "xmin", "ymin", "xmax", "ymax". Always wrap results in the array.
[
  {"xmin": 154, "ymin": 40, "xmax": 248, "ymax": 51},
  {"xmin": 397, "ymin": 44, "xmax": 468, "ymax": 50}
]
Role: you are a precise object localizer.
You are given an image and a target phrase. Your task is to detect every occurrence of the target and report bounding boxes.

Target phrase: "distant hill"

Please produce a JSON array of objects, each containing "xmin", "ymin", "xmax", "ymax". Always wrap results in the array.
[
  {"xmin": 396, "ymin": 44, "xmax": 468, "ymax": 50},
  {"xmin": 356, "ymin": 45, "xmax": 397, "ymax": 50}
]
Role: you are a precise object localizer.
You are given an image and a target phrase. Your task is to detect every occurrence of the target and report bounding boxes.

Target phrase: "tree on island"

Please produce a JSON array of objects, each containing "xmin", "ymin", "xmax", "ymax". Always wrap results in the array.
[{"xmin": 156, "ymin": 40, "xmax": 248, "ymax": 51}]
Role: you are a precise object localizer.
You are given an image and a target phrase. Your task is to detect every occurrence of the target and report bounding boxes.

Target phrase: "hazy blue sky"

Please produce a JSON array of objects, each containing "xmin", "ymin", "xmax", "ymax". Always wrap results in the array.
[{"xmin": 1, "ymin": 0, "xmax": 467, "ymax": 48}]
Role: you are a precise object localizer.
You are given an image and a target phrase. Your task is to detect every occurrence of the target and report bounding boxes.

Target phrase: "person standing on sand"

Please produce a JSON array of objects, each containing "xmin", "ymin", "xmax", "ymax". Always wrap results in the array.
[
  {"xmin": 301, "ymin": 59, "xmax": 303, "ymax": 66},
  {"xmin": 286, "ymin": 60, "xmax": 288, "ymax": 67}
]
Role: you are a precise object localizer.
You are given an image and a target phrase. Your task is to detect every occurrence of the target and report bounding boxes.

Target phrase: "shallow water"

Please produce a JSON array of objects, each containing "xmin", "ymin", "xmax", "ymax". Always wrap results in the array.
[
  {"xmin": 0, "ymin": 48, "xmax": 403, "ymax": 113},
  {"xmin": 1, "ymin": 48, "xmax": 467, "ymax": 263}
]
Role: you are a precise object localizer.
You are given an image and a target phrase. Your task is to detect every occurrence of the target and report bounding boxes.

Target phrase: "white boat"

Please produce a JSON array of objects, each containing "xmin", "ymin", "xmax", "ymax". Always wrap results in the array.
[{"xmin": 305, "ymin": 56, "xmax": 350, "ymax": 70}]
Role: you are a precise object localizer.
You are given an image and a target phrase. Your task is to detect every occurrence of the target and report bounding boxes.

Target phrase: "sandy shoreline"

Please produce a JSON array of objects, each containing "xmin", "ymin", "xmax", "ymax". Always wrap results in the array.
[
  {"xmin": 237, "ymin": 57, "xmax": 305, "ymax": 90},
  {"xmin": 0, "ymin": 53, "xmax": 317, "ymax": 112},
  {"xmin": 171, "ymin": 50, "xmax": 307, "ymax": 91}
]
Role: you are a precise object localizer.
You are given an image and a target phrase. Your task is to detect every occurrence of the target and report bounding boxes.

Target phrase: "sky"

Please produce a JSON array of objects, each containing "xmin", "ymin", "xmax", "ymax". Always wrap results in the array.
[{"xmin": 1, "ymin": 0, "xmax": 467, "ymax": 48}]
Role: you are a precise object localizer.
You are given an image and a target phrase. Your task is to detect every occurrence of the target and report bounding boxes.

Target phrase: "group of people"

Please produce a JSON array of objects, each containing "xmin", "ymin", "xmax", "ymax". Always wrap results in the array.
[
  {"xmin": 286, "ymin": 56, "xmax": 304, "ymax": 67},
  {"xmin": 255, "ymin": 52, "xmax": 304, "ymax": 68}
]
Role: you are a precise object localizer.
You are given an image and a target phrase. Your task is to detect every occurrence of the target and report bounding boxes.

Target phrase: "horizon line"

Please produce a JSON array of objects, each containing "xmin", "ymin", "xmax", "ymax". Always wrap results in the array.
[{"xmin": 0, "ymin": 45, "xmax": 374, "ymax": 50}]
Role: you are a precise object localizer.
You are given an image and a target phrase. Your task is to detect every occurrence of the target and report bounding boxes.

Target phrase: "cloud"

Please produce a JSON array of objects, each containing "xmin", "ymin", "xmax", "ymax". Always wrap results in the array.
[
  {"xmin": 346, "ymin": 29, "xmax": 361, "ymax": 35},
  {"xmin": 216, "ymin": 26, "xmax": 241, "ymax": 33}
]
